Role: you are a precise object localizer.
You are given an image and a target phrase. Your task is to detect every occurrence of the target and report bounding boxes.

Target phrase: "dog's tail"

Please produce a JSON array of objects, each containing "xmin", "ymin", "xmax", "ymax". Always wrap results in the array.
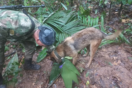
[{"xmin": 104, "ymin": 30, "xmax": 122, "ymax": 40}]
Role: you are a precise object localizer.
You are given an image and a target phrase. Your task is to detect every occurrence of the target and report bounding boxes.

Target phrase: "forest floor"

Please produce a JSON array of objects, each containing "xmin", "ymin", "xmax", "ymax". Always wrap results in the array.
[
  {"xmin": 16, "ymin": 43, "xmax": 132, "ymax": 88},
  {"xmin": 5, "ymin": 43, "xmax": 132, "ymax": 88}
]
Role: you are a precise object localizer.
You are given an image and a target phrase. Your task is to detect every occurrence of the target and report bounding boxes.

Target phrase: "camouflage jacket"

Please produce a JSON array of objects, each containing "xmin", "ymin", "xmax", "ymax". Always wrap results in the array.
[{"xmin": 0, "ymin": 9, "xmax": 41, "ymax": 42}]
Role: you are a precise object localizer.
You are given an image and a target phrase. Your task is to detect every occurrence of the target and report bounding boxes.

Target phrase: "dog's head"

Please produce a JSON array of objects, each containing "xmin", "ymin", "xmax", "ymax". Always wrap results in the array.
[
  {"xmin": 46, "ymin": 45, "xmax": 62, "ymax": 63},
  {"xmin": 50, "ymin": 50, "xmax": 62, "ymax": 63}
]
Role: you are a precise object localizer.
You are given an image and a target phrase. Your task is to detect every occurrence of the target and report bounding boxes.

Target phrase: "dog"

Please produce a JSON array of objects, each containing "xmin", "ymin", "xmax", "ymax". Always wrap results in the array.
[{"xmin": 50, "ymin": 27, "xmax": 122, "ymax": 67}]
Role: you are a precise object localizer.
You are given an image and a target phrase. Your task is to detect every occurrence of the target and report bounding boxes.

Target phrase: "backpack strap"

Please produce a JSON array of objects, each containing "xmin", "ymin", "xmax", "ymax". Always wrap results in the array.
[{"xmin": 22, "ymin": 9, "xmax": 35, "ymax": 38}]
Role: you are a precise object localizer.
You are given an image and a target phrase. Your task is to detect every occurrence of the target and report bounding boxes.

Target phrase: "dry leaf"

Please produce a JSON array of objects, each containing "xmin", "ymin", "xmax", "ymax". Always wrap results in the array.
[
  {"xmin": 122, "ymin": 19, "xmax": 130, "ymax": 23},
  {"xmin": 113, "ymin": 60, "xmax": 121, "ymax": 65}
]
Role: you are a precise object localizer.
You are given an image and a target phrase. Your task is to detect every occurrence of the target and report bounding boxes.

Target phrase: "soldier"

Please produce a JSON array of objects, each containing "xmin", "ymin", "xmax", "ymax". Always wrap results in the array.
[{"xmin": 0, "ymin": 10, "xmax": 56, "ymax": 88}]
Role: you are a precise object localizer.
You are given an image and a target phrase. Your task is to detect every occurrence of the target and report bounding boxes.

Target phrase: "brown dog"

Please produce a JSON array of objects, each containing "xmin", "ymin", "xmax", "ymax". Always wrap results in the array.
[{"xmin": 50, "ymin": 27, "xmax": 122, "ymax": 67}]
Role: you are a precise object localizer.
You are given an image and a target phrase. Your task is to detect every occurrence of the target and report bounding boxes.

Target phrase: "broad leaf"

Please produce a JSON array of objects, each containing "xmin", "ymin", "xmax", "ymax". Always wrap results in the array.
[
  {"xmin": 128, "ymin": 0, "xmax": 132, "ymax": 4},
  {"xmin": 48, "ymin": 58, "xmax": 80, "ymax": 88},
  {"xmin": 100, "ymin": 39, "xmax": 118, "ymax": 47},
  {"xmin": 62, "ymin": 20, "xmax": 80, "ymax": 31},
  {"xmin": 37, "ymin": 48, "xmax": 47, "ymax": 62},
  {"xmin": 101, "ymin": 15, "xmax": 106, "ymax": 32},
  {"xmin": 119, "ymin": 33, "xmax": 131, "ymax": 45},
  {"xmin": 61, "ymin": 3, "xmax": 68, "ymax": 10},
  {"xmin": 43, "ymin": 11, "xmax": 86, "ymax": 44},
  {"xmin": 49, "ymin": 63, "xmax": 61, "ymax": 86},
  {"xmin": 5, "ymin": 53, "xmax": 19, "ymax": 73},
  {"xmin": 65, "ymin": 56, "xmax": 72, "ymax": 59},
  {"xmin": 61, "ymin": 59, "xmax": 80, "ymax": 88},
  {"xmin": 62, "ymin": 59, "xmax": 80, "ymax": 75},
  {"xmin": 4, "ymin": 53, "xmax": 20, "ymax": 83}
]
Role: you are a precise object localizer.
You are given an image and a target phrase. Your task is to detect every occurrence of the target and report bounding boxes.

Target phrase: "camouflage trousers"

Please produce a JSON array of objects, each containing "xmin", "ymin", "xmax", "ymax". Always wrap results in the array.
[{"xmin": 0, "ymin": 37, "xmax": 36, "ymax": 73}]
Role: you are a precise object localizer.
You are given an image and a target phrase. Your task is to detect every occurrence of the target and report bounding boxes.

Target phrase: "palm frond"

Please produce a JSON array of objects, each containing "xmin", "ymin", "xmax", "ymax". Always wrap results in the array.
[{"xmin": 43, "ymin": 11, "xmax": 86, "ymax": 44}]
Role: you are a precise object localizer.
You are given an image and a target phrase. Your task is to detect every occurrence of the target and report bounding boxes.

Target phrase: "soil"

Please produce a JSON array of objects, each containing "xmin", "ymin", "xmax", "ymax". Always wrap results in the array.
[{"xmin": 5, "ymin": 43, "xmax": 131, "ymax": 88}]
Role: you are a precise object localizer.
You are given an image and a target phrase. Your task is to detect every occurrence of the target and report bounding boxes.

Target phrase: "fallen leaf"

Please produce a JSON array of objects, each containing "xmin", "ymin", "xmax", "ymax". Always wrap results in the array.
[
  {"xmin": 86, "ymin": 80, "xmax": 90, "ymax": 86},
  {"xmin": 113, "ymin": 60, "xmax": 121, "ymax": 65},
  {"xmin": 122, "ymin": 19, "xmax": 130, "ymax": 23}
]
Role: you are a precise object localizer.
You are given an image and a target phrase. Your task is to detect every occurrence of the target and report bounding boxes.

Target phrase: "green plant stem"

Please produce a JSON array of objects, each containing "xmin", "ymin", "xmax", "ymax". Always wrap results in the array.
[{"xmin": 47, "ymin": 74, "xmax": 61, "ymax": 88}]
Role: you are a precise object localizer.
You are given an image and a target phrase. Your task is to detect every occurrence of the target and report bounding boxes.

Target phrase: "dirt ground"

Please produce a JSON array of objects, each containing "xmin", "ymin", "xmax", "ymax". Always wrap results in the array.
[{"xmin": 8, "ymin": 43, "xmax": 131, "ymax": 88}]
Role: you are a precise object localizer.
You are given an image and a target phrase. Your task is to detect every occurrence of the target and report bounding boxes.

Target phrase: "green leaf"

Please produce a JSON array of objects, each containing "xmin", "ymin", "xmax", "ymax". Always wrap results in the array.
[
  {"xmin": 61, "ymin": 69, "xmax": 78, "ymax": 88},
  {"xmin": 93, "ymin": 18, "xmax": 96, "ymax": 26},
  {"xmin": 95, "ymin": 9, "xmax": 98, "ymax": 14},
  {"xmin": 4, "ymin": 46, "xmax": 9, "ymax": 52},
  {"xmin": 90, "ymin": 17, "xmax": 93, "ymax": 26},
  {"xmin": 119, "ymin": 33, "xmax": 131, "ymax": 45},
  {"xmin": 96, "ymin": 17, "xmax": 99, "ymax": 25},
  {"xmin": 128, "ymin": 57, "xmax": 132, "ymax": 59},
  {"xmin": 83, "ymin": 16, "xmax": 87, "ymax": 25},
  {"xmin": 64, "ymin": 11, "xmax": 76, "ymax": 24},
  {"xmin": 61, "ymin": 59, "xmax": 80, "ymax": 88},
  {"xmin": 122, "ymin": 0, "xmax": 126, "ymax": 5},
  {"xmin": 4, "ymin": 53, "xmax": 19, "ymax": 76},
  {"xmin": 101, "ymin": 15, "xmax": 106, "ymax": 33},
  {"xmin": 49, "ymin": 63, "xmax": 61, "ymax": 86},
  {"xmin": 24, "ymin": 0, "xmax": 28, "ymax": 6},
  {"xmin": 66, "ymin": 26, "xmax": 85, "ymax": 35},
  {"xmin": 43, "ymin": 11, "xmax": 85, "ymax": 44},
  {"xmin": 59, "ymin": 33, "xmax": 64, "ymax": 43},
  {"xmin": 87, "ymin": 16, "xmax": 91, "ymax": 26},
  {"xmin": 65, "ymin": 56, "xmax": 73, "ymax": 59},
  {"xmin": 100, "ymin": 39, "xmax": 117, "ymax": 47},
  {"xmin": 61, "ymin": 3, "xmax": 68, "ymax": 10},
  {"xmin": 82, "ymin": 9, "xmax": 91, "ymax": 16},
  {"xmin": 46, "ymin": 22, "xmax": 63, "ymax": 33},
  {"xmin": 48, "ymin": 59, "xmax": 80, "ymax": 88},
  {"xmin": 86, "ymin": 81, "xmax": 90, "ymax": 86},
  {"xmin": 86, "ymin": 72, "xmax": 89, "ymax": 77},
  {"xmin": 63, "ymin": 20, "xmax": 80, "ymax": 31},
  {"xmin": 128, "ymin": 0, "xmax": 132, "ymax": 4},
  {"xmin": 37, "ymin": 48, "xmax": 47, "ymax": 62}
]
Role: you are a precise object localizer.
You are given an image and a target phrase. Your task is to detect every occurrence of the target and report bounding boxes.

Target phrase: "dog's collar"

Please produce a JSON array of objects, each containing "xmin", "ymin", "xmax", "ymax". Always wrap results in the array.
[{"xmin": 54, "ymin": 50, "xmax": 62, "ymax": 60}]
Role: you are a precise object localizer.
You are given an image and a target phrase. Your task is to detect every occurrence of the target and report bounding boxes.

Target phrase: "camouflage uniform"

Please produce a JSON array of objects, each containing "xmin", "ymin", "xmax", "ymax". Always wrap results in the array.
[{"xmin": 0, "ymin": 9, "xmax": 41, "ymax": 73}]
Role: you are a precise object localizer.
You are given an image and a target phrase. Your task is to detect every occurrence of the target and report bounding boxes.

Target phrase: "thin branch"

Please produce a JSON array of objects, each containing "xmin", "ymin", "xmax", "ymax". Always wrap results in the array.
[
  {"xmin": 118, "ymin": 1, "xmax": 123, "ymax": 17},
  {"xmin": 108, "ymin": 1, "xmax": 112, "ymax": 21}
]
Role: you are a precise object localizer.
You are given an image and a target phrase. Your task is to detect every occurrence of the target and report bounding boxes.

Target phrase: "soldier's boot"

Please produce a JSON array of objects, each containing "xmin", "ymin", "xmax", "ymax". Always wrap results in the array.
[
  {"xmin": 24, "ymin": 58, "xmax": 40, "ymax": 70},
  {"xmin": 0, "ymin": 73, "xmax": 6, "ymax": 88}
]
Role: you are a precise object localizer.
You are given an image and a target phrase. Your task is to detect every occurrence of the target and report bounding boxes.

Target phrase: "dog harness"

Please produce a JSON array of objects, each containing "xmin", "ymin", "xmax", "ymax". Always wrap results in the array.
[{"xmin": 53, "ymin": 50, "xmax": 62, "ymax": 60}]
